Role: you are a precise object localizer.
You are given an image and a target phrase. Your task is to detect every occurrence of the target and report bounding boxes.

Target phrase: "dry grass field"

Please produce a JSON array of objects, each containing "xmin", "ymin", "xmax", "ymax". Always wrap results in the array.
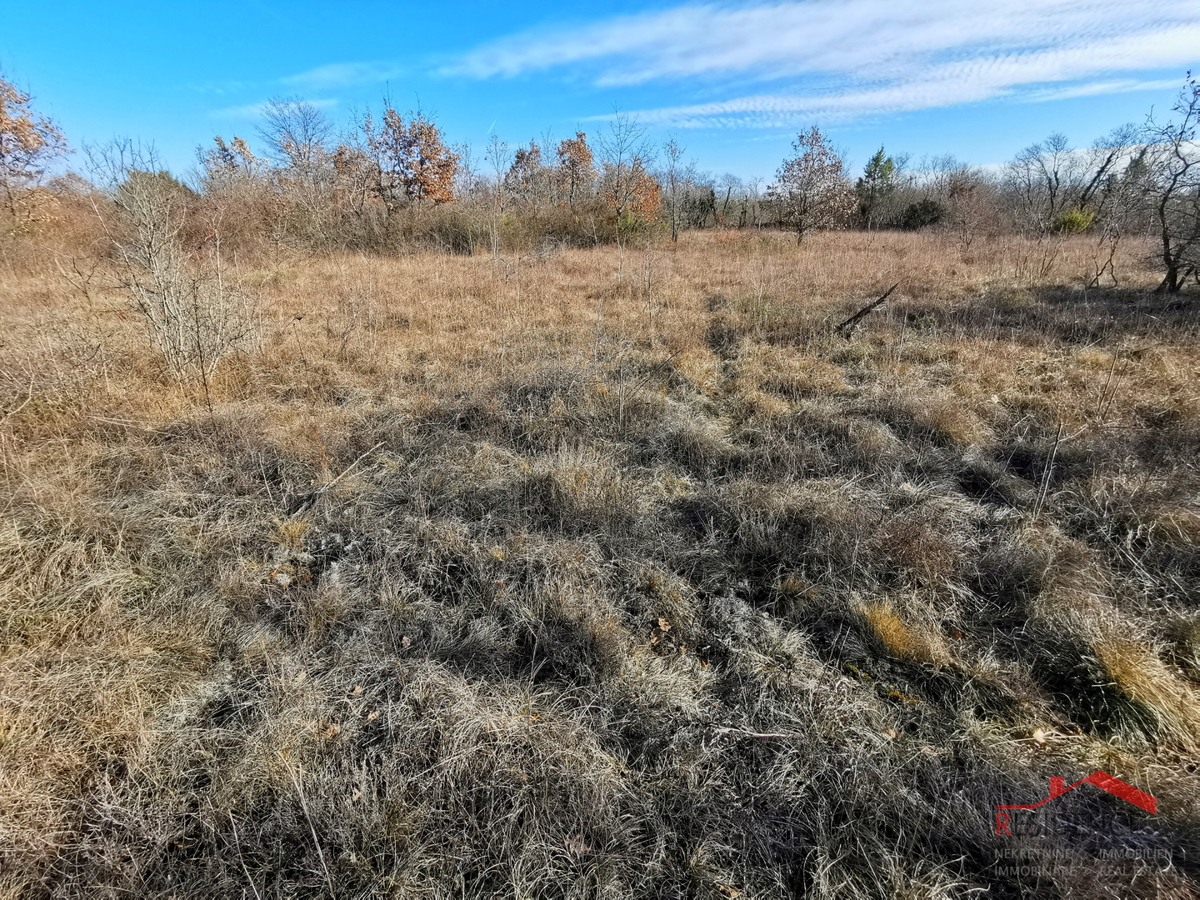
[{"xmin": 1, "ymin": 227, "xmax": 1199, "ymax": 898}]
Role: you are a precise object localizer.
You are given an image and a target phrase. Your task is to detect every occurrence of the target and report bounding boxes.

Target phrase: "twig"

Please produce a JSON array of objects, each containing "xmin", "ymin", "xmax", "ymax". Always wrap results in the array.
[
  {"xmin": 229, "ymin": 812, "xmax": 264, "ymax": 900},
  {"xmin": 1031, "ymin": 423, "xmax": 1064, "ymax": 520},
  {"xmin": 0, "ymin": 372, "xmax": 35, "ymax": 424},
  {"xmin": 834, "ymin": 282, "xmax": 900, "ymax": 337},
  {"xmin": 85, "ymin": 415, "xmax": 159, "ymax": 431},
  {"xmin": 258, "ymin": 453, "xmax": 276, "ymax": 505},
  {"xmin": 321, "ymin": 440, "xmax": 385, "ymax": 493},
  {"xmin": 710, "ymin": 725, "xmax": 792, "ymax": 740},
  {"xmin": 1095, "ymin": 354, "xmax": 1125, "ymax": 421},
  {"xmin": 286, "ymin": 440, "xmax": 385, "ymax": 516}
]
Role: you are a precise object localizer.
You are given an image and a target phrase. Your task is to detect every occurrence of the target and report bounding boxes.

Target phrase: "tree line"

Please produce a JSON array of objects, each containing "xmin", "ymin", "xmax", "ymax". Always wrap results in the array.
[{"xmin": 2, "ymin": 73, "xmax": 1199, "ymax": 291}]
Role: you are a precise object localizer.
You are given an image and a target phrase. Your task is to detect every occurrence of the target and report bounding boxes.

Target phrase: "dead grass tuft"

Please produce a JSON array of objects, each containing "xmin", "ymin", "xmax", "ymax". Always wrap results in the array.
[
  {"xmin": 1096, "ymin": 640, "xmax": 1200, "ymax": 751},
  {"xmin": 863, "ymin": 602, "xmax": 952, "ymax": 668}
]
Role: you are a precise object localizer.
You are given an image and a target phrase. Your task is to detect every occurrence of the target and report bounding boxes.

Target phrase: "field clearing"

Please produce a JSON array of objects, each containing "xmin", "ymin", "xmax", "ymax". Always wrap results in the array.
[{"xmin": 2, "ymin": 228, "xmax": 1200, "ymax": 898}]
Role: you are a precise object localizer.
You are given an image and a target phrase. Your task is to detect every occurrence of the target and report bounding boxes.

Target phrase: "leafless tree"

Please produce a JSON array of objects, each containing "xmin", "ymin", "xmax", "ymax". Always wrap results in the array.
[
  {"xmin": 596, "ymin": 113, "xmax": 656, "ymax": 222},
  {"xmin": 1006, "ymin": 133, "xmax": 1079, "ymax": 233},
  {"xmin": 1005, "ymin": 128, "xmax": 1138, "ymax": 235},
  {"xmin": 482, "ymin": 133, "xmax": 511, "ymax": 257},
  {"xmin": 505, "ymin": 141, "xmax": 550, "ymax": 206},
  {"xmin": 1142, "ymin": 74, "xmax": 1200, "ymax": 292},
  {"xmin": 662, "ymin": 137, "xmax": 687, "ymax": 242},
  {"xmin": 257, "ymin": 97, "xmax": 333, "ymax": 177},
  {"xmin": 198, "ymin": 135, "xmax": 264, "ymax": 193},
  {"xmin": 596, "ymin": 113, "xmax": 659, "ymax": 278}
]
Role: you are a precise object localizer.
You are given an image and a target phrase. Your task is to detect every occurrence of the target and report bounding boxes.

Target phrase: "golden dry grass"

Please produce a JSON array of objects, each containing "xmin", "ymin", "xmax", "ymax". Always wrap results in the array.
[{"xmin": 2, "ymin": 226, "xmax": 1199, "ymax": 898}]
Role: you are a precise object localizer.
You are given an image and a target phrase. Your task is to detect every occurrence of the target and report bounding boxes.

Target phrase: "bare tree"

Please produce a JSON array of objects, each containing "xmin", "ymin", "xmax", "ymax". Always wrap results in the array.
[
  {"xmin": 1066, "ymin": 127, "xmax": 1147, "ymax": 287},
  {"xmin": 251, "ymin": 98, "xmax": 346, "ymax": 246},
  {"xmin": 1004, "ymin": 129, "xmax": 1138, "ymax": 235},
  {"xmin": 330, "ymin": 140, "xmax": 379, "ymax": 224},
  {"xmin": 682, "ymin": 175, "xmax": 717, "ymax": 229},
  {"xmin": 198, "ymin": 135, "xmax": 263, "ymax": 192},
  {"xmin": 257, "ymin": 97, "xmax": 333, "ymax": 177},
  {"xmin": 944, "ymin": 169, "xmax": 1001, "ymax": 251},
  {"xmin": 1080, "ymin": 126, "xmax": 1140, "ymax": 218},
  {"xmin": 717, "ymin": 173, "xmax": 744, "ymax": 226},
  {"xmin": 505, "ymin": 141, "xmax": 550, "ymax": 206},
  {"xmin": 904, "ymin": 155, "xmax": 1000, "ymax": 249},
  {"xmin": 1006, "ymin": 133, "xmax": 1079, "ymax": 233},
  {"xmin": 596, "ymin": 113, "xmax": 656, "ymax": 223},
  {"xmin": 661, "ymin": 138, "xmax": 687, "ymax": 242},
  {"xmin": 596, "ymin": 113, "xmax": 659, "ymax": 278},
  {"xmin": 483, "ymin": 132, "xmax": 511, "ymax": 257},
  {"xmin": 1142, "ymin": 73, "xmax": 1200, "ymax": 293},
  {"xmin": 743, "ymin": 176, "xmax": 764, "ymax": 229}
]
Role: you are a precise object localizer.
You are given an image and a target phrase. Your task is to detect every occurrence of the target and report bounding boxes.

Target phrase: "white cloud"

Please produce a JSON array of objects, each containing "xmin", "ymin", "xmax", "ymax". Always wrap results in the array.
[{"xmin": 446, "ymin": 0, "xmax": 1200, "ymax": 125}]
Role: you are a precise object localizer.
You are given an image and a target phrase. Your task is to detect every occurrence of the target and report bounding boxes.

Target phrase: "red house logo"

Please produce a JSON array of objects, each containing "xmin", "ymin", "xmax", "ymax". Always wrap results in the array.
[{"xmin": 996, "ymin": 771, "xmax": 1156, "ymax": 836}]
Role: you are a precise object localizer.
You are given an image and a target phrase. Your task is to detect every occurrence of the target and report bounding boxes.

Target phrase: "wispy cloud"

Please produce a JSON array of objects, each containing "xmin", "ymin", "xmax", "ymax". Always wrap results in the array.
[
  {"xmin": 210, "ymin": 98, "xmax": 339, "ymax": 120},
  {"xmin": 447, "ymin": 0, "xmax": 1200, "ymax": 125},
  {"xmin": 1025, "ymin": 78, "xmax": 1185, "ymax": 103},
  {"xmin": 282, "ymin": 62, "xmax": 408, "ymax": 91}
]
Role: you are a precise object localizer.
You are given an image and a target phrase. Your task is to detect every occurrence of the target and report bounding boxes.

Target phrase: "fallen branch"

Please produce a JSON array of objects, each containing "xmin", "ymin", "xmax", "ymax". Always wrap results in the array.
[
  {"xmin": 286, "ymin": 440, "xmax": 385, "ymax": 515},
  {"xmin": 834, "ymin": 282, "xmax": 900, "ymax": 337}
]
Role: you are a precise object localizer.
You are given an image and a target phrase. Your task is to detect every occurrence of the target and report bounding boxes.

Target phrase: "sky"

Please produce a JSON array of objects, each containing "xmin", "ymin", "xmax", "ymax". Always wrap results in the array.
[{"xmin": 3, "ymin": 0, "xmax": 1199, "ymax": 184}]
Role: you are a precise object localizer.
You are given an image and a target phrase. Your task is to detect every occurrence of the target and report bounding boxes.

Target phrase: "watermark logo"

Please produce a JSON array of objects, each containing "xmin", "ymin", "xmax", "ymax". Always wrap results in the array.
[{"xmin": 995, "ymin": 771, "xmax": 1156, "ymax": 836}]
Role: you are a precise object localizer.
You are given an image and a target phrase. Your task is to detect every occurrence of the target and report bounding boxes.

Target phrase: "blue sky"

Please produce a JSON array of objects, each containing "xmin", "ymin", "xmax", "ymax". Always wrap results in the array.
[{"xmin": 3, "ymin": 0, "xmax": 1199, "ymax": 183}]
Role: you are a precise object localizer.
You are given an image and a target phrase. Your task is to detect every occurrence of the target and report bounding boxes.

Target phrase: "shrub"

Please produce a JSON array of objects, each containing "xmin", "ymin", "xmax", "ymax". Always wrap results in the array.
[
  {"xmin": 416, "ymin": 207, "xmax": 480, "ymax": 255},
  {"xmin": 97, "ymin": 147, "xmax": 259, "ymax": 381},
  {"xmin": 1051, "ymin": 206, "xmax": 1096, "ymax": 234},
  {"xmin": 896, "ymin": 198, "xmax": 945, "ymax": 231}
]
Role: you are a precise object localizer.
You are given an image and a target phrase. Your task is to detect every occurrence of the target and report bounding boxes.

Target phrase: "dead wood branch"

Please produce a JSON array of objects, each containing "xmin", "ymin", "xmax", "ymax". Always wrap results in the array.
[{"xmin": 834, "ymin": 282, "xmax": 899, "ymax": 337}]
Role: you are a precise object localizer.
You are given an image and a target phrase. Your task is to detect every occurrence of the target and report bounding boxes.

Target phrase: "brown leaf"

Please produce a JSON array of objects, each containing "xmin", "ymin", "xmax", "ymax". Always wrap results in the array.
[{"xmin": 564, "ymin": 833, "xmax": 590, "ymax": 856}]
